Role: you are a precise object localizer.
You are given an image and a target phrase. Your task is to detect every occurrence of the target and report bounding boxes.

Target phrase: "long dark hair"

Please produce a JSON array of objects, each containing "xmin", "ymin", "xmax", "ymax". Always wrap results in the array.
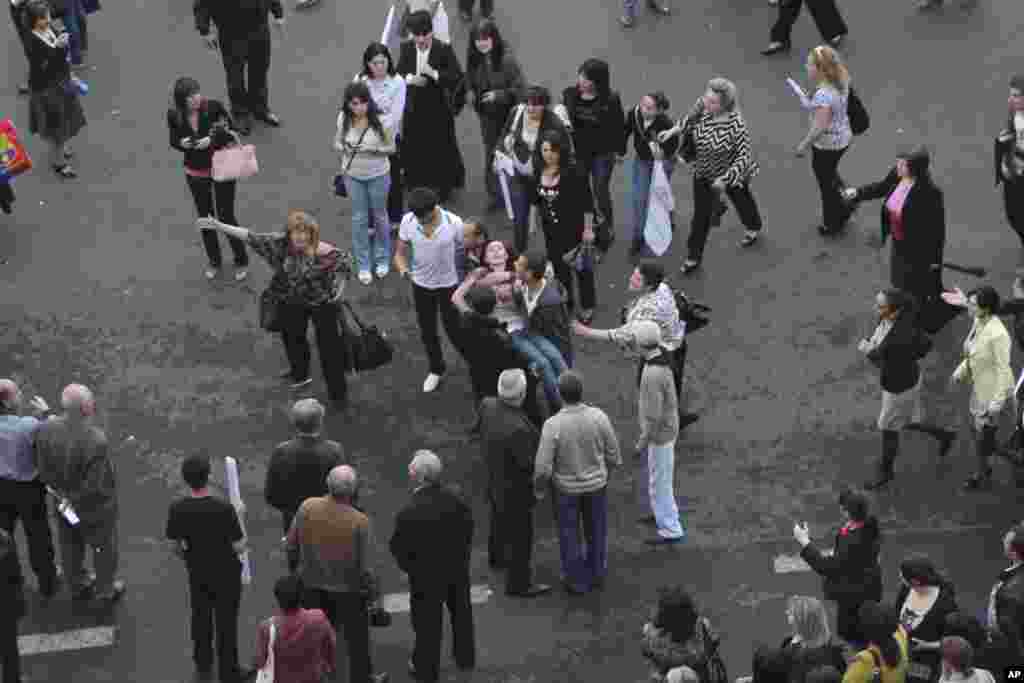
[
  {"xmin": 466, "ymin": 18, "xmax": 506, "ymax": 73},
  {"xmin": 653, "ymin": 586, "xmax": 700, "ymax": 645},
  {"xmin": 169, "ymin": 76, "xmax": 202, "ymax": 126},
  {"xmin": 479, "ymin": 239, "xmax": 517, "ymax": 272},
  {"xmin": 533, "ymin": 128, "xmax": 574, "ymax": 177},
  {"xmin": 341, "ymin": 81, "xmax": 386, "ymax": 140},
  {"xmin": 361, "ymin": 42, "xmax": 396, "ymax": 77},
  {"xmin": 899, "ymin": 554, "xmax": 950, "ymax": 590},
  {"xmin": 578, "ymin": 58, "xmax": 611, "ymax": 101},
  {"xmin": 897, "ymin": 145, "xmax": 934, "ymax": 186}
]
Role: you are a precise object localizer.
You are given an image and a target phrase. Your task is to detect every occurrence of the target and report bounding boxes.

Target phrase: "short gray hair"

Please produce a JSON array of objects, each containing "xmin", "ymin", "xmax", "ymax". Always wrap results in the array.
[
  {"xmin": 0, "ymin": 380, "xmax": 19, "ymax": 413},
  {"xmin": 707, "ymin": 77, "xmax": 738, "ymax": 112},
  {"xmin": 291, "ymin": 399, "xmax": 325, "ymax": 435},
  {"xmin": 410, "ymin": 449, "xmax": 442, "ymax": 484},
  {"xmin": 326, "ymin": 465, "xmax": 358, "ymax": 498},
  {"xmin": 497, "ymin": 369, "xmax": 527, "ymax": 405},
  {"xmin": 61, "ymin": 384, "xmax": 94, "ymax": 416}
]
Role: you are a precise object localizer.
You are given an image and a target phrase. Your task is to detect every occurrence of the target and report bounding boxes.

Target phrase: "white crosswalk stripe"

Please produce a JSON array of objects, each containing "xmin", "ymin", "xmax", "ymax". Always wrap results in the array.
[{"xmin": 18, "ymin": 626, "xmax": 117, "ymax": 656}]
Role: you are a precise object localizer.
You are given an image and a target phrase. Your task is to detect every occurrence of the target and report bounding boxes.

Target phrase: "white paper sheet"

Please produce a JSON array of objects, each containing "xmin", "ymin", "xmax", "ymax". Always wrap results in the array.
[
  {"xmin": 224, "ymin": 457, "xmax": 252, "ymax": 585},
  {"xmin": 786, "ymin": 77, "xmax": 812, "ymax": 108},
  {"xmin": 381, "ymin": 5, "xmax": 395, "ymax": 45}
]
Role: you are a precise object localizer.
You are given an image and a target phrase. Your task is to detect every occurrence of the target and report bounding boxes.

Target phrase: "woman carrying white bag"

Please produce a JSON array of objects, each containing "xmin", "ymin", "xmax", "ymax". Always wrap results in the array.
[{"xmin": 254, "ymin": 575, "xmax": 337, "ymax": 683}]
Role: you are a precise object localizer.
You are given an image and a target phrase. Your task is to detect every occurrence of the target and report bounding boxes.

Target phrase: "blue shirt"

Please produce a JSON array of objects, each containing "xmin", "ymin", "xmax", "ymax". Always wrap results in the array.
[{"xmin": 0, "ymin": 414, "xmax": 42, "ymax": 481}]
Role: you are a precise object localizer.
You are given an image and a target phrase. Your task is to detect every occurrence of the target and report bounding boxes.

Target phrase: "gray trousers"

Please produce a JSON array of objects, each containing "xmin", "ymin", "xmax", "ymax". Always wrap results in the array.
[{"xmin": 56, "ymin": 517, "xmax": 118, "ymax": 594}]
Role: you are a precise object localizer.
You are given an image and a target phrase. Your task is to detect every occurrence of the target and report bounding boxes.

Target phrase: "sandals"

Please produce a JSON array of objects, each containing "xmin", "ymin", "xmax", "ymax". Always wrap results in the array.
[{"xmin": 52, "ymin": 164, "xmax": 77, "ymax": 178}]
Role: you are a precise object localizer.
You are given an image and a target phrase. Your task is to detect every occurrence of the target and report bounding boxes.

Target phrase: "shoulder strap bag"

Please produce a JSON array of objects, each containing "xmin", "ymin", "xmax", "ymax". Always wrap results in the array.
[
  {"xmin": 339, "ymin": 301, "xmax": 394, "ymax": 373},
  {"xmin": 334, "ymin": 125, "xmax": 371, "ymax": 197}
]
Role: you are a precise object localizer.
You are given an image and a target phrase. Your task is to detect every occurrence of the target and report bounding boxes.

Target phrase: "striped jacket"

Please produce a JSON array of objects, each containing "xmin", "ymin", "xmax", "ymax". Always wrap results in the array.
[{"xmin": 680, "ymin": 98, "xmax": 759, "ymax": 187}]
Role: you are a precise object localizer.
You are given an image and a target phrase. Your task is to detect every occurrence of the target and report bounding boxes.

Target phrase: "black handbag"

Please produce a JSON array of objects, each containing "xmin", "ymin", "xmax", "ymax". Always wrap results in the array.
[
  {"xmin": 848, "ymin": 87, "xmax": 870, "ymax": 136},
  {"xmin": 258, "ymin": 289, "xmax": 284, "ymax": 333},
  {"xmin": 338, "ymin": 301, "xmax": 394, "ymax": 372}
]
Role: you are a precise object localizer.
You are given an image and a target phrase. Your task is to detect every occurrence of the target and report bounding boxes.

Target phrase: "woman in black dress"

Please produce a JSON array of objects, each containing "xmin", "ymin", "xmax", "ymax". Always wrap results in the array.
[
  {"xmin": 396, "ymin": 10, "xmax": 466, "ymax": 203},
  {"xmin": 895, "ymin": 555, "xmax": 959, "ymax": 683},
  {"xmin": 530, "ymin": 130, "xmax": 597, "ymax": 323},
  {"xmin": 167, "ymin": 77, "xmax": 250, "ymax": 281},
  {"xmin": 793, "ymin": 488, "xmax": 883, "ymax": 645},
  {"xmin": 24, "ymin": 0, "xmax": 86, "ymax": 179}
]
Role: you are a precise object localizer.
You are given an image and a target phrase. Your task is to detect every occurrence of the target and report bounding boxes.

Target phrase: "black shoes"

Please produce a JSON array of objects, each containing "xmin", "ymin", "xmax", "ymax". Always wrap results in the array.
[
  {"xmin": 254, "ymin": 111, "xmax": 282, "ymax": 127},
  {"xmin": 761, "ymin": 41, "xmax": 791, "ymax": 56},
  {"xmin": 680, "ymin": 413, "xmax": 700, "ymax": 429},
  {"xmin": 17, "ymin": 84, "xmax": 30, "ymax": 95},
  {"xmin": 637, "ymin": 515, "xmax": 657, "ymax": 526},
  {"xmin": 864, "ymin": 473, "xmax": 893, "ymax": 491},
  {"xmin": 507, "ymin": 583, "xmax": 553, "ymax": 597},
  {"xmin": 645, "ymin": 536, "xmax": 684, "ymax": 546}
]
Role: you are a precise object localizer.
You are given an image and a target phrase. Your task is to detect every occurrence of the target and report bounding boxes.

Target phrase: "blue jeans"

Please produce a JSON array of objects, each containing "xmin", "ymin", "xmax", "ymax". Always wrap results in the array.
[
  {"xmin": 510, "ymin": 330, "xmax": 567, "ymax": 411},
  {"xmin": 556, "ymin": 487, "xmax": 608, "ymax": 593},
  {"xmin": 647, "ymin": 441, "xmax": 684, "ymax": 539},
  {"xmin": 346, "ymin": 173, "xmax": 392, "ymax": 273},
  {"xmin": 581, "ymin": 153, "xmax": 616, "ymax": 233},
  {"xmin": 501, "ymin": 170, "xmax": 534, "ymax": 254},
  {"xmin": 631, "ymin": 158, "xmax": 675, "ymax": 251}
]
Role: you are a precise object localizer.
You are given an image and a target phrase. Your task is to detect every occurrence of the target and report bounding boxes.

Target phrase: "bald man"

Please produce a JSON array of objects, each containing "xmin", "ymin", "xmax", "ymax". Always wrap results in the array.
[
  {"xmin": 34, "ymin": 384, "xmax": 126, "ymax": 602},
  {"xmin": 286, "ymin": 465, "xmax": 388, "ymax": 683},
  {"xmin": 390, "ymin": 451, "xmax": 476, "ymax": 682},
  {"xmin": 0, "ymin": 379, "xmax": 59, "ymax": 598},
  {"xmin": 265, "ymin": 399, "xmax": 349, "ymax": 541}
]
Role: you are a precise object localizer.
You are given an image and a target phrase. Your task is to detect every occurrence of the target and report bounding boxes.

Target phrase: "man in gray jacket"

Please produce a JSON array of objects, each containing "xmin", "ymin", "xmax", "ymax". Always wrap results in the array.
[
  {"xmin": 632, "ymin": 321, "xmax": 684, "ymax": 545},
  {"xmin": 34, "ymin": 384, "xmax": 125, "ymax": 602},
  {"xmin": 534, "ymin": 370, "xmax": 621, "ymax": 595}
]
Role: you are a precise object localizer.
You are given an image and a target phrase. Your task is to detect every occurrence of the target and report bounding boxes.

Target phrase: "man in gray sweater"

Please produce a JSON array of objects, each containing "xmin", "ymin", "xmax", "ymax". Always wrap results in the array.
[
  {"xmin": 534, "ymin": 370, "xmax": 621, "ymax": 594},
  {"xmin": 633, "ymin": 321, "xmax": 684, "ymax": 545}
]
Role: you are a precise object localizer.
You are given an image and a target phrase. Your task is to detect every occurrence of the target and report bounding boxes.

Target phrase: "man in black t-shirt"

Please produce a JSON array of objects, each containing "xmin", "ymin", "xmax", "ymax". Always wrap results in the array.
[{"xmin": 166, "ymin": 455, "xmax": 253, "ymax": 683}]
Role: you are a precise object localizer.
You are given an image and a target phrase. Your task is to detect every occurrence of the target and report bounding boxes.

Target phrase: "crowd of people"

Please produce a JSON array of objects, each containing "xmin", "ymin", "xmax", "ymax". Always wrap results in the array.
[{"xmin": 6, "ymin": 0, "xmax": 1024, "ymax": 682}]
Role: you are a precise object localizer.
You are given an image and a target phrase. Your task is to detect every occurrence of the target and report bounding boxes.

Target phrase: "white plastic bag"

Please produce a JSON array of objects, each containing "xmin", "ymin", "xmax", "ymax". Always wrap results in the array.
[
  {"xmin": 225, "ymin": 457, "xmax": 253, "ymax": 586},
  {"xmin": 255, "ymin": 620, "xmax": 275, "ymax": 683},
  {"xmin": 433, "ymin": 1, "xmax": 450, "ymax": 44},
  {"xmin": 644, "ymin": 161, "xmax": 674, "ymax": 256}
]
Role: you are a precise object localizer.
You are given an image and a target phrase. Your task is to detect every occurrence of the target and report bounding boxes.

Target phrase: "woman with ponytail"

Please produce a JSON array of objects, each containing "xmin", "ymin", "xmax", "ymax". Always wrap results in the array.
[
  {"xmin": 842, "ymin": 602, "xmax": 909, "ymax": 683},
  {"xmin": 794, "ymin": 488, "xmax": 883, "ymax": 644}
]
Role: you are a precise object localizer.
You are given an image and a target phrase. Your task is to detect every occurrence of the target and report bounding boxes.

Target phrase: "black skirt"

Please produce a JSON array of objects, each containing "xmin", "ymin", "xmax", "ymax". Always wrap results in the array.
[{"xmin": 29, "ymin": 81, "xmax": 86, "ymax": 145}]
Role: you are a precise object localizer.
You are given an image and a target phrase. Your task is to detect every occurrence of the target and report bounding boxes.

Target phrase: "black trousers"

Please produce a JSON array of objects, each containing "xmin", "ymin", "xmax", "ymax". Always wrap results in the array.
[
  {"xmin": 1003, "ymin": 176, "xmax": 1024, "ymax": 248},
  {"xmin": 0, "ymin": 182, "xmax": 13, "ymax": 212},
  {"xmin": 687, "ymin": 176, "xmax": 763, "ymax": 262},
  {"xmin": 188, "ymin": 570, "xmax": 242, "ymax": 681},
  {"xmin": 412, "ymin": 283, "xmax": 465, "ymax": 376},
  {"xmin": 388, "ymin": 138, "xmax": 404, "ymax": 224},
  {"xmin": 811, "ymin": 146, "xmax": 851, "ymax": 232},
  {"xmin": 0, "ymin": 607, "xmax": 19, "ymax": 683},
  {"xmin": 302, "ymin": 588, "xmax": 373, "ymax": 683},
  {"xmin": 488, "ymin": 497, "xmax": 536, "ymax": 594},
  {"xmin": 218, "ymin": 25, "xmax": 272, "ymax": 118},
  {"xmin": 478, "ymin": 113, "xmax": 504, "ymax": 199},
  {"xmin": 836, "ymin": 599, "xmax": 867, "ymax": 644},
  {"xmin": 185, "ymin": 175, "xmax": 248, "ymax": 267},
  {"xmin": 0, "ymin": 479, "xmax": 58, "ymax": 596},
  {"xmin": 458, "ymin": 0, "xmax": 493, "ymax": 15},
  {"xmin": 279, "ymin": 302, "xmax": 348, "ymax": 403},
  {"xmin": 769, "ymin": 0, "xmax": 848, "ymax": 44},
  {"xmin": 410, "ymin": 578, "xmax": 476, "ymax": 682}
]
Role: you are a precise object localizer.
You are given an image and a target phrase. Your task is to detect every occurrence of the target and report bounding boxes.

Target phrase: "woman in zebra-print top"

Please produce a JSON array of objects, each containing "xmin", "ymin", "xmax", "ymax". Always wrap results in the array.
[{"xmin": 659, "ymin": 78, "xmax": 764, "ymax": 274}]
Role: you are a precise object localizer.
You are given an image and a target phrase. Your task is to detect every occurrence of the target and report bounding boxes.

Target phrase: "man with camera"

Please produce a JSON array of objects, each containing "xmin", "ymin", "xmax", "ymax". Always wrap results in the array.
[{"xmin": 285, "ymin": 465, "xmax": 389, "ymax": 683}]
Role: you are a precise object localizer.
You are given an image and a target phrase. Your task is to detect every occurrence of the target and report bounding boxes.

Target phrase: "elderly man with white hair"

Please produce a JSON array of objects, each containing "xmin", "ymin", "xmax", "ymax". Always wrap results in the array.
[
  {"xmin": 390, "ymin": 450, "xmax": 476, "ymax": 683},
  {"xmin": 34, "ymin": 383, "xmax": 125, "ymax": 602},
  {"xmin": 286, "ymin": 464, "xmax": 389, "ymax": 683},
  {"xmin": 0, "ymin": 379, "xmax": 60, "ymax": 599},
  {"xmin": 477, "ymin": 369, "xmax": 551, "ymax": 597},
  {"xmin": 633, "ymin": 320, "xmax": 685, "ymax": 545}
]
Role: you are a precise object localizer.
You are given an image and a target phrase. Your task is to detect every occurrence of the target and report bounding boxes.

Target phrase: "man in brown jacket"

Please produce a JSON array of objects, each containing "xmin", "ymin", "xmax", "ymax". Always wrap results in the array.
[
  {"xmin": 34, "ymin": 384, "xmax": 125, "ymax": 603},
  {"xmin": 286, "ymin": 465, "xmax": 388, "ymax": 683}
]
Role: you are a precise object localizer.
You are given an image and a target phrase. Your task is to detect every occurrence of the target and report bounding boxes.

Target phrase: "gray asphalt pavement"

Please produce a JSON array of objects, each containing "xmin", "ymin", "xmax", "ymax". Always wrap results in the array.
[{"xmin": 4, "ymin": 0, "xmax": 1024, "ymax": 681}]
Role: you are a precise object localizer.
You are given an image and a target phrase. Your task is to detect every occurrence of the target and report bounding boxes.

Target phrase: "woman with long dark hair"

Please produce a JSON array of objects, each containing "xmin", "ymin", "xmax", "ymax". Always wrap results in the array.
[
  {"xmin": 356, "ymin": 42, "xmax": 406, "ymax": 234},
  {"xmin": 465, "ymin": 19, "xmax": 524, "ymax": 212},
  {"xmin": 844, "ymin": 147, "xmax": 947, "ymax": 312},
  {"xmin": 794, "ymin": 488, "xmax": 883, "ymax": 644},
  {"xmin": 896, "ymin": 556, "xmax": 959, "ymax": 683},
  {"xmin": 641, "ymin": 587, "xmax": 720, "ymax": 682},
  {"xmin": 493, "ymin": 84, "xmax": 573, "ymax": 253},
  {"xmin": 562, "ymin": 58, "xmax": 626, "ymax": 254},
  {"xmin": 334, "ymin": 81, "xmax": 396, "ymax": 285},
  {"xmin": 167, "ymin": 76, "xmax": 249, "ymax": 281},
  {"xmin": 858, "ymin": 288, "xmax": 956, "ymax": 490},
  {"xmin": 530, "ymin": 130, "xmax": 598, "ymax": 323}
]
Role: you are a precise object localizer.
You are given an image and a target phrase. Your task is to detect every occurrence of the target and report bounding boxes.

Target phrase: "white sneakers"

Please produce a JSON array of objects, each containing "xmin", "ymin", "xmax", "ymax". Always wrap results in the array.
[
  {"xmin": 422, "ymin": 373, "xmax": 442, "ymax": 393},
  {"xmin": 358, "ymin": 271, "xmax": 373, "ymax": 285}
]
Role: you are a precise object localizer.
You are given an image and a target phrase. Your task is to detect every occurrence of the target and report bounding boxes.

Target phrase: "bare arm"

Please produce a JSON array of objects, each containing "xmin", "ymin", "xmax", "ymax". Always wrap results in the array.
[
  {"xmin": 797, "ymin": 105, "xmax": 831, "ymax": 152},
  {"xmin": 394, "ymin": 239, "xmax": 411, "ymax": 276}
]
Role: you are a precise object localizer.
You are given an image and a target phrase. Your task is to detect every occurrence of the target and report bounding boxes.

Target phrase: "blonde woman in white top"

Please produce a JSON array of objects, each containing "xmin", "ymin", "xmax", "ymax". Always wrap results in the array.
[{"xmin": 334, "ymin": 81, "xmax": 397, "ymax": 284}]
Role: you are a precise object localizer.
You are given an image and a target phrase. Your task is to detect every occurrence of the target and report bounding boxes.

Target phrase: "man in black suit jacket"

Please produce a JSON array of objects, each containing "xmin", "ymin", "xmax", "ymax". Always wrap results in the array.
[
  {"xmin": 478, "ymin": 369, "xmax": 551, "ymax": 598},
  {"xmin": 390, "ymin": 450, "xmax": 475, "ymax": 682},
  {"xmin": 395, "ymin": 10, "xmax": 466, "ymax": 202}
]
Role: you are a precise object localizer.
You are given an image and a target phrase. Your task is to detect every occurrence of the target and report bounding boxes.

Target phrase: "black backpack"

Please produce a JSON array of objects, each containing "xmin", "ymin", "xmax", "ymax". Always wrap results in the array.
[
  {"xmin": 848, "ymin": 87, "xmax": 870, "ymax": 136},
  {"xmin": 673, "ymin": 286, "xmax": 711, "ymax": 336}
]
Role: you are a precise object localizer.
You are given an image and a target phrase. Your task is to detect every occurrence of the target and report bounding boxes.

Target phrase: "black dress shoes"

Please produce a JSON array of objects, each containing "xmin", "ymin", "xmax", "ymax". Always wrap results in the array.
[
  {"xmin": 644, "ymin": 536, "xmax": 685, "ymax": 546},
  {"xmin": 507, "ymin": 583, "xmax": 553, "ymax": 597},
  {"xmin": 761, "ymin": 41, "xmax": 791, "ymax": 56},
  {"xmin": 255, "ymin": 111, "xmax": 282, "ymax": 127}
]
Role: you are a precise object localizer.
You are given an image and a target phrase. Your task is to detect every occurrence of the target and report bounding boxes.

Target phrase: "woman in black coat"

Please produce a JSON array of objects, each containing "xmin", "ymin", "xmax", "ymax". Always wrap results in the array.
[
  {"xmin": 895, "ymin": 555, "xmax": 959, "ymax": 683},
  {"xmin": 858, "ymin": 288, "xmax": 956, "ymax": 491},
  {"xmin": 844, "ymin": 146, "xmax": 946, "ymax": 316},
  {"xmin": 530, "ymin": 129, "xmax": 597, "ymax": 322},
  {"xmin": 793, "ymin": 488, "xmax": 883, "ymax": 645}
]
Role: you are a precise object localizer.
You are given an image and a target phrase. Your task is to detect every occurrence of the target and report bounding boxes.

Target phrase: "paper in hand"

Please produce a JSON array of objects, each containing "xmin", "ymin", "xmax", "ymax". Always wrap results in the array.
[{"xmin": 786, "ymin": 77, "xmax": 811, "ymax": 107}]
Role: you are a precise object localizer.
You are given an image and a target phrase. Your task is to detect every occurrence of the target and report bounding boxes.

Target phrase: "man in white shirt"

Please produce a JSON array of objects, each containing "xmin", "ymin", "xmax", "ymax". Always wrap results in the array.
[{"xmin": 394, "ymin": 187, "xmax": 467, "ymax": 393}]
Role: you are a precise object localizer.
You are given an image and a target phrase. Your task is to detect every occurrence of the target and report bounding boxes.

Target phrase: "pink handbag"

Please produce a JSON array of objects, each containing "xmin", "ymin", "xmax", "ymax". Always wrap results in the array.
[{"xmin": 212, "ymin": 143, "xmax": 259, "ymax": 182}]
